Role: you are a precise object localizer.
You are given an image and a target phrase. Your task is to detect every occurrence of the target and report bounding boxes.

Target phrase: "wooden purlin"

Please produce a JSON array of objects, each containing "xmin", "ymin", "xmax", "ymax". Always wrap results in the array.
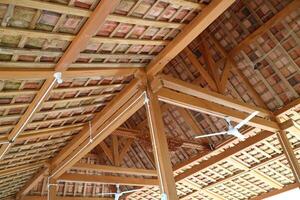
[
  {"xmin": 0, "ymin": 62, "xmax": 145, "ymax": 69},
  {"xmin": 228, "ymin": 0, "xmax": 300, "ymax": 57},
  {"xmin": 59, "ymin": 173, "xmax": 158, "ymax": 187},
  {"xmin": 0, "ymin": 68, "xmax": 137, "ymax": 79},
  {"xmin": 0, "ymin": 0, "xmax": 298, "ymax": 199},
  {"xmin": 72, "ymin": 163, "xmax": 157, "ymax": 177},
  {"xmin": 208, "ymin": 0, "xmax": 300, "ymax": 110},
  {"xmin": 22, "ymin": 197, "xmax": 113, "ymax": 200},
  {"xmin": 146, "ymin": 0, "xmax": 235, "ymax": 76},
  {"xmin": 14, "ymin": 0, "xmax": 121, "ymax": 198},
  {"xmin": 0, "ymin": 0, "xmax": 199, "ymax": 27}
]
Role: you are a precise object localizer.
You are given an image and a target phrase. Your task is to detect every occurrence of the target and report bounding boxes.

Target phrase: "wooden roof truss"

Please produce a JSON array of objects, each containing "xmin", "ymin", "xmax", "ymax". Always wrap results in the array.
[{"xmin": 0, "ymin": 0, "xmax": 299, "ymax": 200}]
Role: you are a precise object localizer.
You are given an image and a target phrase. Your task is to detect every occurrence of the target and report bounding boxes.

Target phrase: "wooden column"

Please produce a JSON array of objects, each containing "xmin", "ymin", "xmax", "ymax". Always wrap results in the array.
[
  {"xmin": 145, "ymin": 88, "xmax": 178, "ymax": 200},
  {"xmin": 48, "ymin": 178, "xmax": 57, "ymax": 200},
  {"xmin": 277, "ymin": 129, "xmax": 300, "ymax": 184}
]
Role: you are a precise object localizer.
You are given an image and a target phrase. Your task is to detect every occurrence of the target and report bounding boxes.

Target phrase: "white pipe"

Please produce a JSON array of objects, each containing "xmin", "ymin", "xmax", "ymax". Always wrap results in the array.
[
  {"xmin": 0, "ymin": 142, "xmax": 12, "ymax": 159},
  {"xmin": 12, "ymin": 72, "xmax": 62, "ymax": 142},
  {"xmin": 47, "ymin": 177, "xmax": 58, "ymax": 200},
  {"xmin": 0, "ymin": 141, "xmax": 10, "ymax": 145},
  {"xmin": 145, "ymin": 94, "xmax": 165, "ymax": 196},
  {"xmin": 0, "ymin": 73, "xmax": 62, "ymax": 160}
]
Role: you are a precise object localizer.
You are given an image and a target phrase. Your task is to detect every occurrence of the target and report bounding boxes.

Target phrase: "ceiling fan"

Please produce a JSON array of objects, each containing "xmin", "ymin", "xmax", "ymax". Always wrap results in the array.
[
  {"xmin": 100, "ymin": 185, "xmax": 168, "ymax": 200},
  {"xmin": 195, "ymin": 111, "xmax": 259, "ymax": 141},
  {"xmin": 100, "ymin": 184, "xmax": 147, "ymax": 200}
]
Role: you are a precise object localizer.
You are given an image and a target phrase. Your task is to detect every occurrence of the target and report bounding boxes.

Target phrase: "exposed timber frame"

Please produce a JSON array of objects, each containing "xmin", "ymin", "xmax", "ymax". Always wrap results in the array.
[{"xmin": 1, "ymin": 0, "xmax": 298, "ymax": 200}]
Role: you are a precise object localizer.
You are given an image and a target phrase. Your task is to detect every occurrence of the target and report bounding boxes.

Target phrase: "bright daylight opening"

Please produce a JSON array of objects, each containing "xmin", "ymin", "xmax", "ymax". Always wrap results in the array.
[{"xmin": 266, "ymin": 189, "xmax": 300, "ymax": 200}]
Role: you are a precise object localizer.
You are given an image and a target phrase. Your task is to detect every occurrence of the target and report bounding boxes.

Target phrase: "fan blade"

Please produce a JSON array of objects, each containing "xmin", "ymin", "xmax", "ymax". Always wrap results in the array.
[
  {"xmin": 234, "ymin": 111, "xmax": 259, "ymax": 130},
  {"xmin": 121, "ymin": 188, "xmax": 147, "ymax": 195},
  {"xmin": 231, "ymin": 130, "xmax": 246, "ymax": 141},
  {"xmin": 98, "ymin": 192, "xmax": 116, "ymax": 196},
  {"xmin": 225, "ymin": 117, "xmax": 231, "ymax": 126},
  {"xmin": 195, "ymin": 131, "xmax": 227, "ymax": 138}
]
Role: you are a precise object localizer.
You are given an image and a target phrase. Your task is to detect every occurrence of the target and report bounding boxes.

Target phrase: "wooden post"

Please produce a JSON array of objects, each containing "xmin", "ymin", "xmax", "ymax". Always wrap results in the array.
[
  {"xmin": 48, "ymin": 178, "xmax": 57, "ymax": 200},
  {"xmin": 145, "ymin": 88, "xmax": 178, "ymax": 200},
  {"xmin": 277, "ymin": 129, "xmax": 300, "ymax": 185}
]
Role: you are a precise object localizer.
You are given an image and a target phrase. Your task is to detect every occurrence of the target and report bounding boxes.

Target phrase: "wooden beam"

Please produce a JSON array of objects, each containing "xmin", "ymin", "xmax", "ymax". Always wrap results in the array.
[
  {"xmin": 2, "ymin": 0, "xmax": 121, "ymax": 167},
  {"xmin": 183, "ymin": 48, "xmax": 218, "ymax": 91},
  {"xmin": 22, "ymin": 196, "xmax": 113, "ymax": 200},
  {"xmin": 48, "ymin": 178, "xmax": 58, "ymax": 200},
  {"xmin": 0, "ymin": 163, "xmax": 43, "ymax": 177},
  {"xmin": 158, "ymin": 75, "xmax": 272, "ymax": 117},
  {"xmin": 59, "ymin": 173, "xmax": 158, "ymax": 187},
  {"xmin": 156, "ymin": 88, "xmax": 279, "ymax": 132},
  {"xmin": 112, "ymin": 135, "xmax": 120, "ymax": 166},
  {"xmin": 72, "ymin": 163, "xmax": 157, "ymax": 177},
  {"xmin": 0, "ymin": 27, "xmax": 167, "ymax": 47},
  {"xmin": 145, "ymin": 88, "xmax": 179, "ymax": 199},
  {"xmin": 0, "ymin": 62, "xmax": 145, "ymax": 69},
  {"xmin": 146, "ymin": 0, "xmax": 235, "ymax": 76},
  {"xmin": 119, "ymin": 138, "xmax": 134, "ymax": 163},
  {"xmin": 0, "ymin": 68, "xmax": 137, "ymax": 80},
  {"xmin": 48, "ymin": 79, "xmax": 140, "ymax": 165},
  {"xmin": 229, "ymin": 0, "xmax": 300, "ymax": 57},
  {"xmin": 219, "ymin": 58, "xmax": 233, "ymax": 94},
  {"xmin": 0, "ymin": 0, "xmax": 183, "ymax": 29},
  {"xmin": 0, "ymin": 78, "xmax": 57, "ymax": 160},
  {"xmin": 277, "ymin": 130, "xmax": 300, "ymax": 184},
  {"xmin": 175, "ymin": 130, "xmax": 274, "ymax": 181},
  {"xmin": 17, "ymin": 168, "xmax": 48, "ymax": 199},
  {"xmin": 98, "ymin": 142, "xmax": 114, "ymax": 164},
  {"xmin": 0, "ymin": 47, "xmax": 155, "ymax": 60},
  {"xmin": 50, "ymin": 85, "xmax": 145, "ymax": 178},
  {"xmin": 274, "ymin": 98, "xmax": 300, "ymax": 117},
  {"xmin": 55, "ymin": 0, "xmax": 120, "ymax": 71},
  {"xmin": 201, "ymin": 41, "xmax": 221, "ymax": 91},
  {"xmin": 209, "ymin": 32, "xmax": 268, "ymax": 109},
  {"xmin": 209, "ymin": 0, "xmax": 300, "ymax": 107}
]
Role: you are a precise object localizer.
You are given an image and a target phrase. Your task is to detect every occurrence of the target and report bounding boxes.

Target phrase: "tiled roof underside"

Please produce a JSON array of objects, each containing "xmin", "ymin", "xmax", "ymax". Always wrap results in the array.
[{"xmin": 0, "ymin": 0, "xmax": 299, "ymax": 200}]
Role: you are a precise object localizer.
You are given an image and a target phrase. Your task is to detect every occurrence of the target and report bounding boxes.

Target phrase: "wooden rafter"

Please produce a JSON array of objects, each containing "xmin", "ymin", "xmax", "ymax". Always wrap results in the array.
[
  {"xmin": 200, "ymin": 41, "xmax": 221, "ymax": 92},
  {"xmin": 207, "ymin": 0, "xmax": 300, "ymax": 108},
  {"xmin": 50, "ymin": 82, "xmax": 144, "ymax": 178},
  {"xmin": 0, "ymin": 62, "xmax": 145, "ymax": 69},
  {"xmin": 59, "ymin": 173, "xmax": 158, "ymax": 187},
  {"xmin": 72, "ymin": 163, "xmax": 157, "ymax": 177},
  {"xmin": 0, "ymin": 27, "xmax": 167, "ymax": 46},
  {"xmin": 0, "ymin": 68, "xmax": 137, "ymax": 80},
  {"xmin": 183, "ymin": 47, "xmax": 218, "ymax": 91},
  {"xmin": 146, "ymin": 0, "xmax": 235, "ymax": 76},
  {"xmin": 1, "ymin": 0, "xmax": 299, "ymax": 199},
  {"xmin": 0, "ymin": 0, "xmax": 199, "ymax": 27},
  {"xmin": 276, "ymin": 129, "xmax": 300, "ymax": 184},
  {"xmin": 15, "ymin": 1, "xmax": 122, "ymax": 197},
  {"xmin": 98, "ymin": 142, "xmax": 114, "ymax": 164},
  {"xmin": 229, "ymin": 0, "xmax": 300, "ymax": 57},
  {"xmin": 23, "ymin": 197, "xmax": 113, "ymax": 200}
]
